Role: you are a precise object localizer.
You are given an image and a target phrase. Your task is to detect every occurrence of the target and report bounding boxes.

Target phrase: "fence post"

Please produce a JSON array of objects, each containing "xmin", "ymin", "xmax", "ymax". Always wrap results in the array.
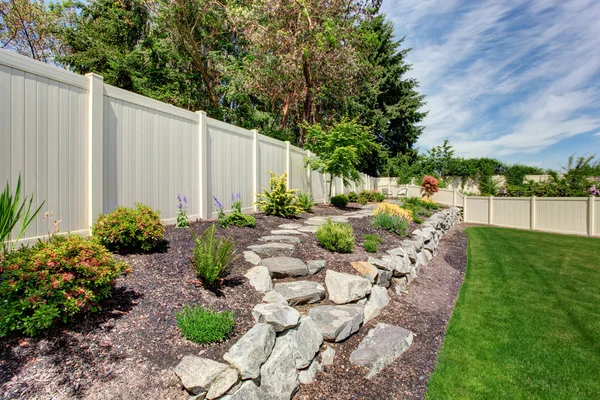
[
  {"xmin": 252, "ymin": 129, "xmax": 259, "ymax": 211},
  {"xmin": 285, "ymin": 141, "xmax": 291, "ymax": 189},
  {"xmin": 488, "ymin": 195, "xmax": 494, "ymax": 225},
  {"xmin": 305, "ymin": 150, "xmax": 311, "ymax": 195},
  {"xmin": 86, "ymin": 73, "xmax": 104, "ymax": 227},
  {"xmin": 530, "ymin": 196, "xmax": 536, "ymax": 231},
  {"xmin": 589, "ymin": 196, "xmax": 595, "ymax": 236},
  {"xmin": 197, "ymin": 111, "xmax": 209, "ymax": 219},
  {"xmin": 463, "ymin": 195, "xmax": 468, "ymax": 222},
  {"xmin": 453, "ymin": 189, "xmax": 457, "ymax": 207}
]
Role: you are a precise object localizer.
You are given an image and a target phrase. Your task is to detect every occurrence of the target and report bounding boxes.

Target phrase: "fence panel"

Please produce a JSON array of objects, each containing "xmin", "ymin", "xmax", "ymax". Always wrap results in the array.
[
  {"xmin": 595, "ymin": 198, "xmax": 600, "ymax": 236},
  {"xmin": 207, "ymin": 118, "xmax": 254, "ymax": 217},
  {"xmin": 289, "ymin": 146, "xmax": 308, "ymax": 192},
  {"xmin": 311, "ymin": 171, "xmax": 327, "ymax": 203},
  {"xmin": 493, "ymin": 197, "xmax": 530, "ymax": 229},
  {"xmin": 465, "ymin": 197, "xmax": 489, "ymax": 224},
  {"xmin": 535, "ymin": 198, "xmax": 588, "ymax": 235},
  {"xmin": 258, "ymin": 135, "xmax": 286, "ymax": 191},
  {"xmin": 432, "ymin": 188, "xmax": 454, "ymax": 205}
]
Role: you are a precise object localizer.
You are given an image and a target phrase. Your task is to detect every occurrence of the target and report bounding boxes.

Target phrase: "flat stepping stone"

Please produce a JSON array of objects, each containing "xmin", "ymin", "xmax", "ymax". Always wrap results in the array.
[
  {"xmin": 307, "ymin": 259, "xmax": 326, "ymax": 274},
  {"xmin": 297, "ymin": 226, "xmax": 319, "ymax": 233},
  {"xmin": 258, "ymin": 235, "xmax": 301, "ymax": 244},
  {"xmin": 252, "ymin": 303, "xmax": 300, "ymax": 332},
  {"xmin": 271, "ymin": 229, "xmax": 304, "ymax": 235},
  {"xmin": 303, "ymin": 219, "xmax": 328, "ymax": 226},
  {"xmin": 350, "ymin": 323, "xmax": 413, "ymax": 378},
  {"xmin": 248, "ymin": 242, "xmax": 295, "ymax": 257},
  {"xmin": 325, "ymin": 270, "xmax": 372, "ymax": 305},
  {"xmin": 243, "ymin": 250, "xmax": 261, "ymax": 265},
  {"xmin": 273, "ymin": 281, "xmax": 326, "ymax": 306},
  {"xmin": 244, "ymin": 266, "xmax": 273, "ymax": 293},
  {"xmin": 308, "ymin": 304, "xmax": 364, "ymax": 342},
  {"xmin": 262, "ymin": 257, "xmax": 308, "ymax": 278},
  {"xmin": 279, "ymin": 223, "xmax": 304, "ymax": 230}
]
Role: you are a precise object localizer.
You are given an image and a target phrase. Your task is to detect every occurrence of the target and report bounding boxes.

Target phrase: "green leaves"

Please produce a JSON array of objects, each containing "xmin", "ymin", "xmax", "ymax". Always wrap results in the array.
[
  {"xmin": 192, "ymin": 224, "xmax": 237, "ymax": 286},
  {"xmin": 176, "ymin": 306, "xmax": 235, "ymax": 344},
  {"xmin": 256, "ymin": 172, "xmax": 302, "ymax": 218},
  {"xmin": 315, "ymin": 220, "xmax": 355, "ymax": 253}
]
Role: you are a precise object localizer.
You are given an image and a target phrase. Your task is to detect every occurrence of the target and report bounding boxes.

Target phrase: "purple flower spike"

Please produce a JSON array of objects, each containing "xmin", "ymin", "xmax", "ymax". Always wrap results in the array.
[
  {"xmin": 177, "ymin": 193, "xmax": 181, "ymax": 202},
  {"xmin": 183, "ymin": 196, "xmax": 187, "ymax": 204},
  {"xmin": 213, "ymin": 196, "xmax": 224, "ymax": 209}
]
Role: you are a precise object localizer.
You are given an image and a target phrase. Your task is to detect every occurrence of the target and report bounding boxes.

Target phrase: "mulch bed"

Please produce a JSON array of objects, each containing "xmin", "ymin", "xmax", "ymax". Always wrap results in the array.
[{"xmin": 0, "ymin": 204, "xmax": 467, "ymax": 400}]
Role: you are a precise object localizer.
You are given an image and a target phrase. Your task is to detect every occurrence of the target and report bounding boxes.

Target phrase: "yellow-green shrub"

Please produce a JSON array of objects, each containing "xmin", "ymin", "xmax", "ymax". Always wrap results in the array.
[{"xmin": 373, "ymin": 202, "xmax": 413, "ymax": 222}]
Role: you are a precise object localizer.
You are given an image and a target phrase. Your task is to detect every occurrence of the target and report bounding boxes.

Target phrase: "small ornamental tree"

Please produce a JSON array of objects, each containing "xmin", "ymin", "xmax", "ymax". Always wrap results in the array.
[{"xmin": 421, "ymin": 175, "xmax": 439, "ymax": 199}]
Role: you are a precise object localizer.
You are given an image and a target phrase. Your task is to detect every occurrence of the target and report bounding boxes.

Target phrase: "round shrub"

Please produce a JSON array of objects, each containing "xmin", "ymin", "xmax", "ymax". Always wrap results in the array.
[
  {"xmin": 373, "ymin": 202, "xmax": 413, "ymax": 222},
  {"xmin": 348, "ymin": 191, "xmax": 358, "ymax": 203},
  {"xmin": 0, "ymin": 235, "xmax": 130, "ymax": 337},
  {"xmin": 315, "ymin": 220, "xmax": 355, "ymax": 253},
  {"xmin": 373, "ymin": 192, "xmax": 386, "ymax": 202},
  {"xmin": 330, "ymin": 194, "xmax": 349, "ymax": 207},
  {"xmin": 92, "ymin": 203, "xmax": 165, "ymax": 252}
]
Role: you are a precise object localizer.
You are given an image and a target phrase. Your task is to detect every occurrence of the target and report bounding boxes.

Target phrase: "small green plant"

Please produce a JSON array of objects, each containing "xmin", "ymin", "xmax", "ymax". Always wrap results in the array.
[
  {"xmin": 357, "ymin": 194, "xmax": 368, "ymax": 205},
  {"xmin": 362, "ymin": 234, "xmax": 383, "ymax": 253},
  {"xmin": 373, "ymin": 192, "xmax": 385, "ymax": 202},
  {"xmin": 359, "ymin": 190, "xmax": 376, "ymax": 202},
  {"xmin": 256, "ymin": 172, "xmax": 302, "ymax": 217},
  {"xmin": 176, "ymin": 194, "xmax": 189, "ymax": 228},
  {"xmin": 1, "ymin": 175, "xmax": 45, "ymax": 253},
  {"xmin": 296, "ymin": 191, "xmax": 316, "ymax": 212},
  {"xmin": 363, "ymin": 233, "xmax": 383, "ymax": 243},
  {"xmin": 330, "ymin": 194, "xmax": 349, "ymax": 207},
  {"xmin": 93, "ymin": 203, "xmax": 164, "ymax": 252},
  {"xmin": 0, "ymin": 235, "xmax": 130, "ymax": 337},
  {"xmin": 315, "ymin": 219, "xmax": 355, "ymax": 253},
  {"xmin": 193, "ymin": 224, "xmax": 237, "ymax": 286},
  {"xmin": 413, "ymin": 216, "xmax": 423, "ymax": 224},
  {"xmin": 176, "ymin": 305, "xmax": 235, "ymax": 344},
  {"xmin": 348, "ymin": 191, "xmax": 358, "ymax": 202},
  {"xmin": 403, "ymin": 196, "xmax": 441, "ymax": 210},
  {"xmin": 371, "ymin": 213, "xmax": 409, "ymax": 236},
  {"xmin": 216, "ymin": 193, "xmax": 256, "ymax": 228}
]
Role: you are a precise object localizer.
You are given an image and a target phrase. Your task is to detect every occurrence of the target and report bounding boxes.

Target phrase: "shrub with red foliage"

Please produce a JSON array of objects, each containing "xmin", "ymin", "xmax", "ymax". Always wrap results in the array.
[
  {"xmin": 421, "ymin": 175, "xmax": 440, "ymax": 198},
  {"xmin": 0, "ymin": 235, "xmax": 130, "ymax": 337}
]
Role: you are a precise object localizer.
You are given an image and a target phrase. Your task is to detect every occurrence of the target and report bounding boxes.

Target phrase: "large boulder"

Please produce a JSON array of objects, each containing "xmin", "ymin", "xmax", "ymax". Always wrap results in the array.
[
  {"xmin": 273, "ymin": 281, "xmax": 326, "ymax": 306},
  {"xmin": 251, "ymin": 303, "xmax": 300, "ymax": 332},
  {"xmin": 298, "ymin": 359, "xmax": 321, "ymax": 384},
  {"xmin": 262, "ymin": 257, "xmax": 308, "ymax": 278},
  {"xmin": 278, "ymin": 316, "xmax": 324, "ymax": 368},
  {"xmin": 260, "ymin": 336, "xmax": 299, "ymax": 400},
  {"xmin": 308, "ymin": 304, "xmax": 364, "ymax": 342},
  {"xmin": 364, "ymin": 286, "xmax": 390, "ymax": 323},
  {"xmin": 174, "ymin": 356, "xmax": 236, "ymax": 397},
  {"xmin": 350, "ymin": 323, "xmax": 413, "ymax": 378},
  {"xmin": 375, "ymin": 269, "xmax": 392, "ymax": 288},
  {"xmin": 325, "ymin": 270, "xmax": 372, "ymax": 304},
  {"xmin": 220, "ymin": 380, "xmax": 265, "ymax": 400},
  {"xmin": 244, "ymin": 266, "xmax": 273, "ymax": 293},
  {"xmin": 248, "ymin": 243, "xmax": 296, "ymax": 257},
  {"xmin": 223, "ymin": 323, "xmax": 276, "ymax": 380},
  {"xmin": 350, "ymin": 261, "xmax": 379, "ymax": 283}
]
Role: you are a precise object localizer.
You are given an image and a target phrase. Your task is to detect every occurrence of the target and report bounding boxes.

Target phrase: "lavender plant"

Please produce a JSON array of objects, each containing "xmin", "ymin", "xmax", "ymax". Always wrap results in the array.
[{"xmin": 176, "ymin": 194, "xmax": 189, "ymax": 228}]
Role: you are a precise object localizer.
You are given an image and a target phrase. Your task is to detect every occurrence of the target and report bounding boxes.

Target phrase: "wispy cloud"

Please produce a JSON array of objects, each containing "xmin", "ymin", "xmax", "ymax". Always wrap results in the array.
[{"xmin": 382, "ymin": 0, "xmax": 600, "ymax": 166}]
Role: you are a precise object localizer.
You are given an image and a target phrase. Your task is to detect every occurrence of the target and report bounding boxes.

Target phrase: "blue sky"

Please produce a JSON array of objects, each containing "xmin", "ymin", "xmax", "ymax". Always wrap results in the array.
[{"xmin": 381, "ymin": 0, "xmax": 600, "ymax": 169}]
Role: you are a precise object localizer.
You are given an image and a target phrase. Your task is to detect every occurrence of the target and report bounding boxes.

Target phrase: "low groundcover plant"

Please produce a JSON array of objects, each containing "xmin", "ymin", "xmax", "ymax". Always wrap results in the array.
[{"xmin": 176, "ymin": 305, "xmax": 235, "ymax": 344}]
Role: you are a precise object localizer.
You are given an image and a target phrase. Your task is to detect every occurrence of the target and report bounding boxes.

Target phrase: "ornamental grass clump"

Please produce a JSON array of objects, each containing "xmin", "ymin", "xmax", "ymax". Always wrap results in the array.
[
  {"xmin": 256, "ymin": 172, "xmax": 302, "ymax": 217},
  {"xmin": 0, "ymin": 235, "xmax": 130, "ymax": 337},
  {"xmin": 371, "ymin": 213, "xmax": 409, "ymax": 236},
  {"xmin": 192, "ymin": 224, "xmax": 237, "ymax": 286},
  {"xmin": 176, "ymin": 305, "xmax": 235, "ymax": 344},
  {"xmin": 316, "ymin": 219, "xmax": 355, "ymax": 253},
  {"xmin": 296, "ymin": 191, "xmax": 316, "ymax": 212},
  {"xmin": 92, "ymin": 203, "xmax": 164, "ymax": 253},
  {"xmin": 373, "ymin": 202, "xmax": 413, "ymax": 222}
]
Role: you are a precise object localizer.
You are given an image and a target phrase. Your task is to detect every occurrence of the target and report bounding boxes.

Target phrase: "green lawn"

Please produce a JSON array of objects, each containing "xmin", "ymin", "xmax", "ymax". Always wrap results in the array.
[{"xmin": 426, "ymin": 227, "xmax": 600, "ymax": 400}]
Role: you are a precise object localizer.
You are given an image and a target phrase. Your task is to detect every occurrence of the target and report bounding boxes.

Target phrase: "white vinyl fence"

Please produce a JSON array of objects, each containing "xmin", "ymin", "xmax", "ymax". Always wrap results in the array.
[{"xmin": 0, "ymin": 50, "xmax": 376, "ymax": 243}]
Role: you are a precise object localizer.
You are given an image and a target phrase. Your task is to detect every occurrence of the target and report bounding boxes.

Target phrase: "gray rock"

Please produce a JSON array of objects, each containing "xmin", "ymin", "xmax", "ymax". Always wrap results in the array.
[
  {"xmin": 251, "ymin": 303, "xmax": 300, "ymax": 332},
  {"xmin": 248, "ymin": 243, "xmax": 296, "ymax": 257},
  {"xmin": 350, "ymin": 323, "xmax": 413, "ymax": 378},
  {"xmin": 423, "ymin": 249, "xmax": 433, "ymax": 261},
  {"xmin": 206, "ymin": 367, "xmax": 238, "ymax": 399},
  {"xmin": 424, "ymin": 239, "xmax": 436, "ymax": 254},
  {"xmin": 308, "ymin": 304, "xmax": 364, "ymax": 342},
  {"xmin": 393, "ymin": 276, "xmax": 408, "ymax": 294},
  {"xmin": 278, "ymin": 223, "xmax": 304, "ymax": 230},
  {"xmin": 263, "ymin": 291, "xmax": 288, "ymax": 305},
  {"xmin": 364, "ymin": 286, "xmax": 390, "ymax": 323},
  {"xmin": 273, "ymin": 281, "xmax": 326, "ymax": 306},
  {"xmin": 188, "ymin": 394, "xmax": 206, "ymax": 400},
  {"xmin": 174, "ymin": 356, "xmax": 228, "ymax": 395},
  {"xmin": 223, "ymin": 323, "xmax": 276, "ymax": 380},
  {"xmin": 271, "ymin": 229, "xmax": 304, "ymax": 236},
  {"xmin": 401, "ymin": 242, "xmax": 417, "ymax": 263},
  {"xmin": 416, "ymin": 251, "xmax": 427, "ymax": 268},
  {"xmin": 278, "ymin": 316, "xmax": 323, "ymax": 368},
  {"xmin": 325, "ymin": 270, "xmax": 372, "ymax": 305},
  {"xmin": 262, "ymin": 257, "xmax": 308, "ymax": 278},
  {"xmin": 307, "ymin": 259, "xmax": 326, "ymax": 274},
  {"xmin": 297, "ymin": 225, "xmax": 319, "ymax": 233},
  {"xmin": 220, "ymin": 381, "xmax": 264, "ymax": 400},
  {"xmin": 368, "ymin": 256, "xmax": 392, "ymax": 272},
  {"xmin": 244, "ymin": 266, "xmax": 273, "ymax": 293},
  {"xmin": 298, "ymin": 359, "xmax": 321, "ymax": 384},
  {"xmin": 320, "ymin": 346, "xmax": 335, "ymax": 366},
  {"xmin": 303, "ymin": 219, "xmax": 327, "ymax": 226},
  {"xmin": 243, "ymin": 251, "xmax": 261, "ymax": 266},
  {"xmin": 375, "ymin": 269, "xmax": 392, "ymax": 288},
  {"xmin": 385, "ymin": 254, "xmax": 411, "ymax": 276},
  {"xmin": 350, "ymin": 261, "xmax": 379, "ymax": 283},
  {"xmin": 386, "ymin": 247, "xmax": 406, "ymax": 257},
  {"xmin": 260, "ymin": 336, "xmax": 299, "ymax": 400},
  {"xmin": 258, "ymin": 235, "xmax": 301, "ymax": 244}
]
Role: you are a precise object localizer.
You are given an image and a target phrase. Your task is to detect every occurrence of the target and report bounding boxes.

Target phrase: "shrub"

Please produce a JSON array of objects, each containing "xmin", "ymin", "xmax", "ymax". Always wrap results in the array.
[
  {"xmin": 413, "ymin": 216, "xmax": 423, "ymax": 224},
  {"xmin": 371, "ymin": 213, "xmax": 409, "ymax": 236},
  {"xmin": 348, "ymin": 191, "xmax": 358, "ymax": 202},
  {"xmin": 330, "ymin": 194, "xmax": 349, "ymax": 207},
  {"xmin": 256, "ymin": 172, "xmax": 302, "ymax": 217},
  {"xmin": 176, "ymin": 194, "xmax": 189, "ymax": 228},
  {"xmin": 176, "ymin": 305, "xmax": 235, "ymax": 344},
  {"xmin": 373, "ymin": 192, "xmax": 386, "ymax": 202},
  {"xmin": 421, "ymin": 175, "xmax": 439, "ymax": 198},
  {"xmin": 315, "ymin": 220, "xmax": 355, "ymax": 253},
  {"xmin": 92, "ymin": 203, "xmax": 164, "ymax": 253},
  {"xmin": 359, "ymin": 190, "xmax": 376, "ymax": 202},
  {"xmin": 192, "ymin": 224, "xmax": 237, "ymax": 286},
  {"xmin": 216, "ymin": 195, "xmax": 256, "ymax": 228},
  {"xmin": 373, "ymin": 202, "xmax": 413, "ymax": 222},
  {"xmin": 363, "ymin": 233, "xmax": 383, "ymax": 253},
  {"xmin": 0, "ymin": 235, "xmax": 130, "ymax": 337},
  {"xmin": 296, "ymin": 191, "xmax": 316, "ymax": 212},
  {"xmin": 403, "ymin": 196, "xmax": 441, "ymax": 210},
  {"xmin": 357, "ymin": 194, "xmax": 368, "ymax": 205}
]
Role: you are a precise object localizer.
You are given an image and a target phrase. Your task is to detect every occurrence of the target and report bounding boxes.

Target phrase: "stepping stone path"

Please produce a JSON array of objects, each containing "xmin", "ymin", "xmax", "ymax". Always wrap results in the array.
[
  {"xmin": 259, "ymin": 235, "xmax": 301, "ymax": 244},
  {"xmin": 325, "ymin": 270, "xmax": 372, "ymax": 304},
  {"xmin": 262, "ymin": 257, "xmax": 309, "ymax": 278},
  {"xmin": 278, "ymin": 223, "xmax": 304, "ymax": 230},
  {"xmin": 297, "ymin": 225, "xmax": 319, "ymax": 233},
  {"xmin": 244, "ymin": 266, "xmax": 273, "ymax": 293},
  {"xmin": 271, "ymin": 229, "xmax": 305, "ymax": 235},
  {"xmin": 248, "ymin": 242, "xmax": 296, "ymax": 257},
  {"xmin": 273, "ymin": 281, "xmax": 326, "ymax": 306},
  {"xmin": 350, "ymin": 323, "xmax": 414, "ymax": 378}
]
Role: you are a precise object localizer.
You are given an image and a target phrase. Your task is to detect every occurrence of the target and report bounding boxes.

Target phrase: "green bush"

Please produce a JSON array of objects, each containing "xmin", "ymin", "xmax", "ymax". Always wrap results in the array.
[
  {"xmin": 256, "ymin": 172, "xmax": 302, "ymax": 217},
  {"xmin": 348, "ymin": 191, "xmax": 358, "ymax": 202},
  {"xmin": 176, "ymin": 305, "xmax": 235, "ymax": 344},
  {"xmin": 363, "ymin": 233, "xmax": 383, "ymax": 243},
  {"xmin": 413, "ymin": 216, "xmax": 423, "ymax": 224},
  {"xmin": 315, "ymin": 220, "xmax": 355, "ymax": 253},
  {"xmin": 296, "ymin": 191, "xmax": 316, "ymax": 212},
  {"xmin": 92, "ymin": 203, "xmax": 164, "ymax": 252},
  {"xmin": 362, "ymin": 234, "xmax": 383, "ymax": 253},
  {"xmin": 193, "ymin": 224, "xmax": 237, "ymax": 286},
  {"xmin": 359, "ymin": 190, "xmax": 376, "ymax": 202},
  {"xmin": 357, "ymin": 194, "xmax": 368, "ymax": 205},
  {"xmin": 219, "ymin": 199, "xmax": 256, "ymax": 228},
  {"xmin": 402, "ymin": 197, "xmax": 441, "ymax": 210},
  {"xmin": 373, "ymin": 192, "xmax": 386, "ymax": 202},
  {"xmin": 0, "ymin": 235, "xmax": 130, "ymax": 337},
  {"xmin": 330, "ymin": 194, "xmax": 349, "ymax": 207},
  {"xmin": 371, "ymin": 213, "xmax": 409, "ymax": 236}
]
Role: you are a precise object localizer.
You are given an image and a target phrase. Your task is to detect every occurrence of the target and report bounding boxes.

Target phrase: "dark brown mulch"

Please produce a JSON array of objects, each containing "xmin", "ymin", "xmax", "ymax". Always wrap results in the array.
[{"xmin": 295, "ymin": 223, "xmax": 468, "ymax": 400}]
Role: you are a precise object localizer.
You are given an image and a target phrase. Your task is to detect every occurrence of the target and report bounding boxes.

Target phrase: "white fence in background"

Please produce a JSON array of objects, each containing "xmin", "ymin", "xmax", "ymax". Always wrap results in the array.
[
  {"xmin": 0, "ymin": 50, "xmax": 376, "ymax": 243},
  {"xmin": 393, "ymin": 184, "xmax": 599, "ymax": 237}
]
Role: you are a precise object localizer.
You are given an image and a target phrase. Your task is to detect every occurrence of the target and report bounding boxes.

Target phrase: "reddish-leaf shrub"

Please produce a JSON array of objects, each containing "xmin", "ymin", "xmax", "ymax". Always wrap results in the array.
[
  {"xmin": 421, "ymin": 175, "xmax": 440, "ymax": 198},
  {"xmin": 92, "ymin": 203, "xmax": 165, "ymax": 252},
  {"xmin": 0, "ymin": 235, "xmax": 130, "ymax": 337}
]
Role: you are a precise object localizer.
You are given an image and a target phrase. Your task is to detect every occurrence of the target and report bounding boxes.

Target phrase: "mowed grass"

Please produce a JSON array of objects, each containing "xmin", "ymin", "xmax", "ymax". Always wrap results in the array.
[{"xmin": 426, "ymin": 227, "xmax": 600, "ymax": 400}]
